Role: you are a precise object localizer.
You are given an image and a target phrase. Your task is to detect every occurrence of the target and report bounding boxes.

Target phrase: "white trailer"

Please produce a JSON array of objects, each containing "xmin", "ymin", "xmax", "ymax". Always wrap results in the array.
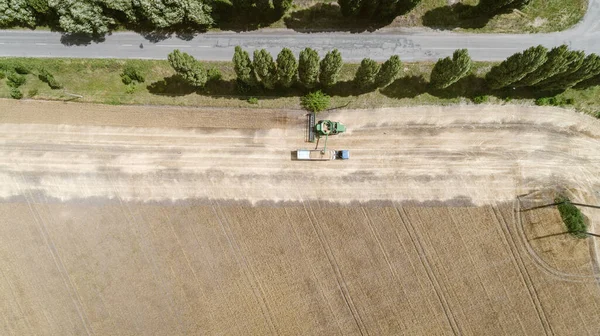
[{"xmin": 295, "ymin": 150, "xmax": 349, "ymax": 161}]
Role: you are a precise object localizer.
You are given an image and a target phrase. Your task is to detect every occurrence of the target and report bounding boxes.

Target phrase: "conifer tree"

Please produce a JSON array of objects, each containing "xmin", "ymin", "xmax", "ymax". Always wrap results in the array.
[
  {"xmin": 319, "ymin": 49, "xmax": 343, "ymax": 88},
  {"xmin": 233, "ymin": 46, "xmax": 255, "ymax": 86},
  {"xmin": 429, "ymin": 49, "xmax": 472, "ymax": 89},
  {"xmin": 376, "ymin": 55, "xmax": 402, "ymax": 88},
  {"xmin": 298, "ymin": 48, "xmax": 320, "ymax": 89},
  {"xmin": 514, "ymin": 45, "xmax": 584, "ymax": 87},
  {"xmin": 486, "ymin": 45, "xmax": 548, "ymax": 90},
  {"xmin": 539, "ymin": 53, "xmax": 600, "ymax": 91},
  {"xmin": 276, "ymin": 48, "xmax": 298, "ymax": 88},
  {"xmin": 354, "ymin": 58, "xmax": 380, "ymax": 90},
  {"xmin": 253, "ymin": 49, "xmax": 277, "ymax": 89}
]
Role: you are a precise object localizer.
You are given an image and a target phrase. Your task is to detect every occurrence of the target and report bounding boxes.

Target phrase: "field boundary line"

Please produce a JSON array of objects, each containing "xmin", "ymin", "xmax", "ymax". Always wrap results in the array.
[
  {"xmin": 211, "ymin": 202, "xmax": 279, "ymax": 336},
  {"xmin": 491, "ymin": 205, "xmax": 553, "ymax": 336},
  {"xmin": 394, "ymin": 206, "xmax": 461, "ymax": 336},
  {"xmin": 303, "ymin": 201, "xmax": 368, "ymax": 336}
]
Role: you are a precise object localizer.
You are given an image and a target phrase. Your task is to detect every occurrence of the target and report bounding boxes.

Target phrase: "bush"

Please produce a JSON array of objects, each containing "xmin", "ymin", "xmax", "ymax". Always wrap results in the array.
[
  {"xmin": 236, "ymin": 79, "xmax": 253, "ymax": 94},
  {"xmin": 121, "ymin": 74, "xmax": 133, "ymax": 85},
  {"xmin": 208, "ymin": 68, "xmax": 222, "ymax": 82},
  {"xmin": 247, "ymin": 97, "xmax": 258, "ymax": 104},
  {"xmin": 7, "ymin": 73, "xmax": 26, "ymax": 87},
  {"xmin": 38, "ymin": 69, "xmax": 63, "ymax": 89},
  {"xmin": 125, "ymin": 84, "xmax": 136, "ymax": 94},
  {"xmin": 301, "ymin": 90, "xmax": 330, "ymax": 113},
  {"xmin": 120, "ymin": 64, "xmax": 145, "ymax": 84},
  {"xmin": 0, "ymin": 71, "xmax": 5, "ymax": 80},
  {"xmin": 472, "ymin": 95, "xmax": 489, "ymax": 104},
  {"xmin": 14, "ymin": 64, "xmax": 30, "ymax": 75},
  {"xmin": 10, "ymin": 88, "xmax": 23, "ymax": 99},
  {"xmin": 555, "ymin": 195, "xmax": 587, "ymax": 238},
  {"xmin": 535, "ymin": 96, "xmax": 575, "ymax": 107},
  {"xmin": 28, "ymin": 88, "xmax": 39, "ymax": 97}
]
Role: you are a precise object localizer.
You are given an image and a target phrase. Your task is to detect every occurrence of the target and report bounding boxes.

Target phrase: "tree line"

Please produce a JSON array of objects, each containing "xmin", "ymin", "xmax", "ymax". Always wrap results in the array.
[
  {"xmin": 168, "ymin": 44, "xmax": 600, "ymax": 96},
  {"xmin": 1, "ymin": 0, "xmax": 533, "ymax": 36},
  {"xmin": 0, "ymin": 0, "xmax": 292, "ymax": 35}
]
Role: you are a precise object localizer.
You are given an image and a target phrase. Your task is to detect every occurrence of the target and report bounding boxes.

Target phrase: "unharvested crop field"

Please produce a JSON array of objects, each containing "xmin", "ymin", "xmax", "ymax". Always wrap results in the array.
[{"xmin": 1, "ymin": 100, "xmax": 600, "ymax": 335}]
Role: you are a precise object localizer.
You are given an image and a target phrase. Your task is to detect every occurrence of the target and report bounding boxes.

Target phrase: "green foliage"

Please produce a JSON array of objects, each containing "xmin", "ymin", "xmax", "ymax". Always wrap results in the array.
[
  {"xmin": 9, "ymin": 87, "xmax": 23, "ymax": 99},
  {"xmin": 28, "ymin": 88, "xmax": 39, "ymax": 97},
  {"xmin": 472, "ymin": 95, "xmax": 489, "ymax": 104},
  {"xmin": 27, "ymin": 0, "xmax": 51, "ymax": 14},
  {"xmin": 207, "ymin": 67, "xmax": 222, "ymax": 81},
  {"xmin": 125, "ymin": 84, "xmax": 136, "ymax": 94},
  {"xmin": 121, "ymin": 64, "xmax": 145, "ymax": 84},
  {"xmin": 515, "ymin": 45, "xmax": 582, "ymax": 88},
  {"xmin": 486, "ymin": 45, "xmax": 548, "ymax": 90},
  {"xmin": 430, "ymin": 49, "xmax": 472, "ymax": 89},
  {"xmin": 253, "ymin": 49, "xmax": 277, "ymax": 90},
  {"xmin": 168, "ymin": 49, "xmax": 208, "ymax": 88},
  {"xmin": 0, "ymin": 0, "xmax": 36, "ymax": 27},
  {"xmin": 555, "ymin": 195, "xmax": 587, "ymax": 239},
  {"xmin": 298, "ymin": 48, "xmax": 320, "ymax": 89},
  {"xmin": 540, "ymin": 54, "xmax": 600, "ymax": 91},
  {"xmin": 354, "ymin": 58, "xmax": 380, "ymax": 90},
  {"xmin": 0, "ymin": 71, "xmax": 5, "ymax": 79},
  {"xmin": 233, "ymin": 46, "xmax": 256, "ymax": 87},
  {"xmin": 535, "ymin": 96, "xmax": 574, "ymax": 106},
  {"xmin": 375, "ymin": 55, "xmax": 402, "ymax": 88},
  {"xmin": 7, "ymin": 72, "xmax": 26, "ymax": 87},
  {"xmin": 48, "ymin": 0, "xmax": 115, "ymax": 35},
  {"xmin": 301, "ymin": 90, "xmax": 330, "ymax": 113},
  {"xmin": 276, "ymin": 48, "xmax": 298, "ymax": 88},
  {"xmin": 14, "ymin": 64, "xmax": 31, "ymax": 74},
  {"xmin": 319, "ymin": 49, "xmax": 343, "ymax": 88},
  {"xmin": 135, "ymin": 0, "xmax": 213, "ymax": 28},
  {"xmin": 38, "ymin": 68, "xmax": 63, "ymax": 89},
  {"xmin": 247, "ymin": 97, "xmax": 258, "ymax": 104}
]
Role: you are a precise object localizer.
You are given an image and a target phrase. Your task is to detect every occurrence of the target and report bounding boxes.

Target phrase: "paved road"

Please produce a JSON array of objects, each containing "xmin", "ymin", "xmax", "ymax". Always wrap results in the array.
[{"xmin": 0, "ymin": 0, "xmax": 599, "ymax": 61}]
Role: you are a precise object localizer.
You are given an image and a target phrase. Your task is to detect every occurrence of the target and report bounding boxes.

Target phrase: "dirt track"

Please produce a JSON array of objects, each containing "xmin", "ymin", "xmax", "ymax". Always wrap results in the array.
[
  {"xmin": 2, "ymin": 100, "xmax": 600, "ymax": 335},
  {"xmin": 1, "ymin": 100, "xmax": 599, "ymax": 204}
]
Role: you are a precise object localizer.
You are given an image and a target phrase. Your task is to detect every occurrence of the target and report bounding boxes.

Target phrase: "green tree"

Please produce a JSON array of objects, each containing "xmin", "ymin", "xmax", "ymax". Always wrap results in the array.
[
  {"xmin": 167, "ymin": 49, "xmax": 208, "ymax": 87},
  {"xmin": 276, "ymin": 48, "xmax": 298, "ymax": 88},
  {"xmin": 48, "ymin": 0, "xmax": 115, "ymax": 35},
  {"xmin": 253, "ymin": 49, "xmax": 277, "ymax": 89},
  {"xmin": 98, "ymin": 0, "xmax": 137, "ymax": 22},
  {"xmin": 298, "ymin": 48, "xmax": 320, "ymax": 89},
  {"xmin": 354, "ymin": 58, "xmax": 380, "ymax": 90},
  {"xmin": 135, "ymin": 0, "xmax": 213, "ymax": 28},
  {"xmin": 319, "ymin": 49, "xmax": 343, "ymax": 88},
  {"xmin": 515, "ymin": 45, "xmax": 585, "ymax": 87},
  {"xmin": 0, "ymin": 0, "xmax": 36, "ymax": 27},
  {"xmin": 486, "ymin": 45, "xmax": 548, "ymax": 90},
  {"xmin": 233, "ymin": 46, "xmax": 255, "ymax": 86},
  {"xmin": 539, "ymin": 53, "xmax": 600, "ymax": 91},
  {"xmin": 301, "ymin": 90, "xmax": 330, "ymax": 113},
  {"xmin": 430, "ymin": 49, "xmax": 472, "ymax": 89},
  {"xmin": 376, "ymin": 55, "xmax": 402, "ymax": 88},
  {"xmin": 27, "ymin": 0, "xmax": 50, "ymax": 14}
]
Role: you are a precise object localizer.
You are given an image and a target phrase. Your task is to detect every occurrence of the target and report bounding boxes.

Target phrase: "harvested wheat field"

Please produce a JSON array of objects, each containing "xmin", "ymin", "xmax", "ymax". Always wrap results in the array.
[{"xmin": 1, "ymin": 99, "xmax": 600, "ymax": 335}]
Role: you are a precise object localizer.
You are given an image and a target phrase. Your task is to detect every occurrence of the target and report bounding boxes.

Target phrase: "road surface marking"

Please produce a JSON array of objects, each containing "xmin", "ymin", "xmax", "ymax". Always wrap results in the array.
[
  {"xmin": 121, "ymin": 44, "xmax": 133, "ymax": 47},
  {"xmin": 35, "ymin": 43, "xmax": 47, "ymax": 46},
  {"xmin": 156, "ymin": 45, "xmax": 191, "ymax": 48}
]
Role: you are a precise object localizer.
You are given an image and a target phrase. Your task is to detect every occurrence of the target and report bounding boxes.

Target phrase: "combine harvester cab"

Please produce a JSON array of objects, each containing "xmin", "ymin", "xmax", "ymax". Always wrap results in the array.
[
  {"xmin": 315, "ymin": 120, "xmax": 346, "ymax": 136},
  {"xmin": 295, "ymin": 150, "xmax": 349, "ymax": 161}
]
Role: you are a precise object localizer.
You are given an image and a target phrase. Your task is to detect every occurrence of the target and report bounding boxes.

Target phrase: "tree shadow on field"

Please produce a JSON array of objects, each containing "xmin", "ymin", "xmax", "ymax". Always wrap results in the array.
[
  {"xmin": 427, "ymin": 74, "xmax": 487, "ymax": 99},
  {"xmin": 212, "ymin": 0, "xmax": 285, "ymax": 32},
  {"xmin": 422, "ymin": 4, "xmax": 498, "ymax": 30},
  {"xmin": 324, "ymin": 80, "xmax": 373, "ymax": 97},
  {"xmin": 284, "ymin": 3, "xmax": 392, "ymax": 33},
  {"xmin": 380, "ymin": 75, "xmax": 428, "ymax": 99},
  {"xmin": 147, "ymin": 75, "xmax": 198, "ymax": 96}
]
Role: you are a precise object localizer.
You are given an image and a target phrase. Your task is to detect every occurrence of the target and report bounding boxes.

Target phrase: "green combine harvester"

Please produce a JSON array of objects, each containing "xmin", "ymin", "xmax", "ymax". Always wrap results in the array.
[
  {"xmin": 314, "ymin": 120, "xmax": 346, "ymax": 152},
  {"xmin": 315, "ymin": 120, "xmax": 346, "ymax": 136}
]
